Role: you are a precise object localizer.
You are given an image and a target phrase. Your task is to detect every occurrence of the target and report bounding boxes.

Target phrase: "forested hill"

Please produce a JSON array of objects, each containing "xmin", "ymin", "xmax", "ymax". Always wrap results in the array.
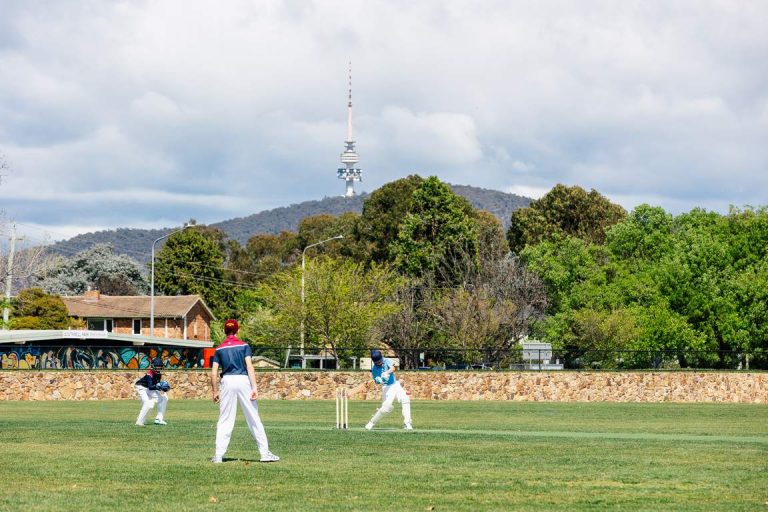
[
  {"xmin": 47, "ymin": 184, "xmax": 532, "ymax": 262},
  {"xmin": 211, "ymin": 194, "xmax": 368, "ymax": 245}
]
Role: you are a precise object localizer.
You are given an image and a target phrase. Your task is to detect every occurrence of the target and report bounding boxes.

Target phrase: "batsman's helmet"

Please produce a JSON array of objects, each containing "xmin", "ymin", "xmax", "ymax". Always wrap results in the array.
[
  {"xmin": 224, "ymin": 319, "xmax": 239, "ymax": 335},
  {"xmin": 370, "ymin": 350, "xmax": 383, "ymax": 364},
  {"xmin": 152, "ymin": 357, "xmax": 164, "ymax": 368}
]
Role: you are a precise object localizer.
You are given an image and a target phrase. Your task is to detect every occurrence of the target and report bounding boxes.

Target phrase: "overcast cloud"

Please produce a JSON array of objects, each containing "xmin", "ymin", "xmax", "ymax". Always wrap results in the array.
[{"xmin": 1, "ymin": 0, "xmax": 767, "ymax": 245}]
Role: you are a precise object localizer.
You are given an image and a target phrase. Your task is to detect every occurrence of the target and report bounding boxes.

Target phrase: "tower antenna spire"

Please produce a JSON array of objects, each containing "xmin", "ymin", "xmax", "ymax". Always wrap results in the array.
[
  {"xmin": 338, "ymin": 61, "xmax": 362, "ymax": 197},
  {"xmin": 347, "ymin": 62, "xmax": 353, "ymax": 142}
]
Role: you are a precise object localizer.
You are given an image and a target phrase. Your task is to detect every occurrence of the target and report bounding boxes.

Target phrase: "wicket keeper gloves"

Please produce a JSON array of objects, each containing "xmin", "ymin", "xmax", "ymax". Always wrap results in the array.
[{"xmin": 374, "ymin": 376, "xmax": 383, "ymax": 384}]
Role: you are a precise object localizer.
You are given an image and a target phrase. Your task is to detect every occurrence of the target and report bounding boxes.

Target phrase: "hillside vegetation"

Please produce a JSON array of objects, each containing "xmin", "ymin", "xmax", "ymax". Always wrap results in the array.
[{"xmin": 47, "ymin": 184, "xmax": 531, "ymax": 262}]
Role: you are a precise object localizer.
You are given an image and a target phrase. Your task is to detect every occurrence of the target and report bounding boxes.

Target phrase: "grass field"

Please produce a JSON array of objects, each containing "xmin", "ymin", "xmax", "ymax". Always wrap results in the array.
[{"xmin": 1, "ymin": 399, "xmax": 766, "ymax": 511}]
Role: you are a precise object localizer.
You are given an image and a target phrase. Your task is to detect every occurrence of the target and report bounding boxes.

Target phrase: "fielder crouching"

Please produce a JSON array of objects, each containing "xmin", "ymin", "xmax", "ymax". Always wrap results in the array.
[
  {"xmin": 365, "ymin": 349, "xmax": 413, "ymax": 430},
  {"xmin": 134, "ymin": 357, "xmax": 170, "ymax": 426}
]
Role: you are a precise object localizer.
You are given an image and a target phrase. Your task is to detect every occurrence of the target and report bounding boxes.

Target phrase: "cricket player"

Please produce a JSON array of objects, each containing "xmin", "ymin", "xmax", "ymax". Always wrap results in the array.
[
  {"xmin": 134, "ymin": 357, "xmax": 168, "ymax": 426},
  {"xmin": 365, "ymin": 349, "xmax": 413, "ymax": 430},
  {"xmin": 210, "ymin": 319, "xmax": 279, "ymax": 464}
]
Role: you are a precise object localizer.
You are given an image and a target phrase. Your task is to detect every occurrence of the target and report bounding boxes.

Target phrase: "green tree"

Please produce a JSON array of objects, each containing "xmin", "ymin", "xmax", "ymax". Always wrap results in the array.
[
  {"xmin": 650, "ymin": 207, "xmax": 766, "ymax": 365},
  {"xmin": 390, "ymin": 176, "xmax": 479, "ymax": 284},
  {"xmin": 731, "ymin": 258, "xmax": 768, "ymax": 356},
  {"xmin": 297, "ymin": 212, "xmax": 360, "ymax": 260},
  {"xmin": 568, "ymin": 308, "xmax": 639, "ymax": 366},
  {"xmin": 520, "ymin": 235, "xmax": 609, "ymax": 314},
  {"xmin": 606, "ymin": 204, "xmax": 674, "ymax": 262},
  {"xmin": 10, "ymin": 287, "xmax": 70, "ymax": 329},
  {"xmin": 206, "ymin": 289, "xmax": 286, "ymax": 362},
  {"xmin": 475, "ymin": 210, "xmax": 509, "ymax": 268},
  {"xmin": 228, "ymin": 231, "xmax": 299, "ymax": 286},
  {"xmin": 257, "ymin": 258, "xmax": 400, "ymax": 367},
  {"xmin": 354, "ymin": 175, "xmax": 424, "ymax": 264},
  {"xmin": 507, "ymin": 184, "xmax": 626, "ymax": 253},
  {"xmin": 153, "ymin": 227, "xmax": 233, "ymax": 317},
  {"xmin": 522, "ymin": 205, "xmax": 768, "ymax": 369},
  {"xmin": 628, "ymin": 303, "xmax": 705, "ymax": 366}
]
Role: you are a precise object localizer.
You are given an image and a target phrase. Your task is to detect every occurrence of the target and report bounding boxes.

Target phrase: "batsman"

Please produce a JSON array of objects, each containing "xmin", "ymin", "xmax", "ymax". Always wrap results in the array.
[{"xmin": 365, "ymin": 349, "xmax": 413, "ymax": 430}]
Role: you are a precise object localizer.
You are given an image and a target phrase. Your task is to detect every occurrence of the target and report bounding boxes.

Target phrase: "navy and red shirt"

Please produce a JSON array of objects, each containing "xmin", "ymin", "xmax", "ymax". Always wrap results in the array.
[
  {"xmin": 135, "ymin": 369, "xmax": 162, "ymax": 390},
  {"xmin": 213, "ymin": 335, "xmax": 252, "ymax": 376}
]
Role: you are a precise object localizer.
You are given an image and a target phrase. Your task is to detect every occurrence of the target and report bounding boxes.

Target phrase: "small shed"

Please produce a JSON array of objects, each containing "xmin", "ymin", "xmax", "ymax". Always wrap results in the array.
[{"xmin": 520, "ymin": 341, "xmax": 563, "ymax": 370}]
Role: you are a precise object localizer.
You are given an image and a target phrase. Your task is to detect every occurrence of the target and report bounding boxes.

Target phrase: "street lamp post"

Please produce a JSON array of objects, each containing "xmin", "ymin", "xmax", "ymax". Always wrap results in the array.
[
  {"xmin": 150, "ymin": 224, "xmax": 190, "ymax": 337},
  {"xmin": 300, "ymin": 235, "xmax": 343, "ymax": 366}
]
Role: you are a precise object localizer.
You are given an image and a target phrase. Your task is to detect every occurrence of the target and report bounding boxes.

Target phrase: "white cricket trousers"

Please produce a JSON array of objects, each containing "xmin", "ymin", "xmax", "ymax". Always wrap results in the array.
[
  {"xmin": 369, "ymin": 381, "xmax": 412, "ymax": 426},
  {"xmin": 214, "ymin": 374, "xmax": 270, "ymax": 460},
  {"xmin": 135, "ymin": 385, "xmax": 168, "ymax": 424}
]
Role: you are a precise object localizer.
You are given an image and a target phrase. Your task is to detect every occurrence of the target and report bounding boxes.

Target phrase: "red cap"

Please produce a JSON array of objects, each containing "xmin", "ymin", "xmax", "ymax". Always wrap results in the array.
[{"xmin": 224, "ymin": 319, "xmax": 239, "ymax": 334}]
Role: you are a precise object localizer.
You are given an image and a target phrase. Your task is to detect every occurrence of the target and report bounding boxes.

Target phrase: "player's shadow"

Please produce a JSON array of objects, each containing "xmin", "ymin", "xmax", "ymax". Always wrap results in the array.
[{"xmin": 220, "ymin": 457, "xmax": 260, "ymax": 463}]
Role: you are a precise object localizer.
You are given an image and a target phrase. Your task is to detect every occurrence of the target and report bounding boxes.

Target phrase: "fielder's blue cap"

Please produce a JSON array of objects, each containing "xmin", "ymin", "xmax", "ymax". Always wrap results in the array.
[{"xmin": 370, "ymin": 350, "xmax": 383, "ymax": 363}]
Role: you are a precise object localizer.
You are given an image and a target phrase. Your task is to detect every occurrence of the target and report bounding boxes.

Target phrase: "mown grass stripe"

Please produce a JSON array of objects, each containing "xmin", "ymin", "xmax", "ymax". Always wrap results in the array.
[{"xmin": 267, "ymin": 424, "xmax": 768, "ymax": 444}]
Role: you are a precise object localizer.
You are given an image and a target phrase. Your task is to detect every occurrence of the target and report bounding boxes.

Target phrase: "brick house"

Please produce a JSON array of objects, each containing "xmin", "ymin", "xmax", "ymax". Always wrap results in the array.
[{"xmin": 61, "ymin": 289, "xmax": 215, "ymax": 342}]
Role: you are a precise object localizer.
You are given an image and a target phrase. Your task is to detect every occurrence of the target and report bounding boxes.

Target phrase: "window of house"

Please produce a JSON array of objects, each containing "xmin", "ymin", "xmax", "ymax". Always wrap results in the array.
[
  {"xmin": 87, "ymin": 318, "xmax": 113, "ymax": 332},
  {"xmin": 133, "ymin": 319, "xmax": 142, "ymax": 335}
]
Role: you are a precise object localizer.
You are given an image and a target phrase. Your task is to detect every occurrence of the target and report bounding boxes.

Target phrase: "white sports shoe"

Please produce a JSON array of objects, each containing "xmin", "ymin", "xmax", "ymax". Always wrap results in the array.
[
  {"xmin": 260, "ymin": 452, "xmax": 280, "ymax": 462},
  {"xmin": 404, "ymin": 423, "xmax": 413, "ymax": 430},
  {"xmin": 135, "ymin": 422, "xmax": 145, "ymax": 427},
  {"xmin": 210, "ymin": 457, "xmax": 222, "ymax": 464},
  {"xmin": 154, "ymin": 419, "xmax": 167, "ymax": 425},
  {"xmin": 365, "ymin": 422, "xmax": 374, "ymax": 430}
]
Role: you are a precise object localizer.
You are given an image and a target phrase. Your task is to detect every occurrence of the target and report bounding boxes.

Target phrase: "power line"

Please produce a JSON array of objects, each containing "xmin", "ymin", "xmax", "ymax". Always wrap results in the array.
[
  {"xmin": 154, "ymin": 268, "xmax": 260, "ymax": 290},
  {"xmin": 183, "ymin": 260, "xmax": 290, "ymax": 278}
]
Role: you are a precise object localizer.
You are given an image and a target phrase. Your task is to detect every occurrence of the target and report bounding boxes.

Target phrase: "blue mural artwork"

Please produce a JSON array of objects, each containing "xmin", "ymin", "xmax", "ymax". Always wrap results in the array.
[{"xmin": 0, "ymin": 345, "xmax": 204, "ymax": 369}]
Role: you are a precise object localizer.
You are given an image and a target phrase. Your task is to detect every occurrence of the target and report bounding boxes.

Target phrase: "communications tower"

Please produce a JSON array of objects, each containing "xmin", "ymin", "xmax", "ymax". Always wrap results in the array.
[{"xmin": 338, "ymin": 62, "xmax": 362, "ymax": 197}]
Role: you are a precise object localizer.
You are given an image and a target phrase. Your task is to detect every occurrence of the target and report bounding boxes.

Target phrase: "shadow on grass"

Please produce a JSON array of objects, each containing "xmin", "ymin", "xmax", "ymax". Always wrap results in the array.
[{"xmin": 218, "ymin": 457, "xmax": 260, "ymax": 463}]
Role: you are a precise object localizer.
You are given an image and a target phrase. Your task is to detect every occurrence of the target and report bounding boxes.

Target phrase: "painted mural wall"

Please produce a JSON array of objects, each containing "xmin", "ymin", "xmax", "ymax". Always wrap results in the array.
[{"xmin": 0, "ymin": 345, "xmax": 204, "ymax": 370}]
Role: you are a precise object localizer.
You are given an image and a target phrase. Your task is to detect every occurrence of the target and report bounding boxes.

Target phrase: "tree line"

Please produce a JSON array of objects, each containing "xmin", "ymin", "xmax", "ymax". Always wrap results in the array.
[
  {"xmin": 4, "ymin": 176, "xmax": 767, "ymax": 369},
  {"xmin": 44, "ymin": 184, "xmax": 530, "ymax": 259}
]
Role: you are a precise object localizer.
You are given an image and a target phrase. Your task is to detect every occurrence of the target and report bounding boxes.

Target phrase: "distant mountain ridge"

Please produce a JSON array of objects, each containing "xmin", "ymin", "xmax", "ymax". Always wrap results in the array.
[{"xmin": 48, "ymin": 184, "xmax": 532, "ymax": 262}]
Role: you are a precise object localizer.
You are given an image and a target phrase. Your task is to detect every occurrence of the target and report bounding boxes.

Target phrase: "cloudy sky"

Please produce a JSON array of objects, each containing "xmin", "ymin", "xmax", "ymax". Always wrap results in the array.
[{"xmin": 1, "ymin": 0, "xmax": 767, "ymax": 245}]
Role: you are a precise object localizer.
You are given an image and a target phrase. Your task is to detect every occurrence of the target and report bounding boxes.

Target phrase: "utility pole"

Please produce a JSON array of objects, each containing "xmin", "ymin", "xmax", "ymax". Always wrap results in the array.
[
  {"xmin": 300, "ymin": 235, "xmax": 343, "ymax": 367},
  {"xmin": 3, "ymin": 223, "xmax": 20, "ymax": 329},
  {"xmin": 151, "ymin": 224, "xmax": 191, "ymax": 337}
]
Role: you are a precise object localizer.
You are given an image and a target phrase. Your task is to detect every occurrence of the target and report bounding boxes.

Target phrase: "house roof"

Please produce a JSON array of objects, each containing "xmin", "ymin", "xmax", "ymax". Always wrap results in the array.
[
  {"xmin": 61, "ymin": 295, "xmax": 215, "ymax": 320},
  {"xmin": 0, "ymin": 329, "xmax": 213, "ymax": 348}
]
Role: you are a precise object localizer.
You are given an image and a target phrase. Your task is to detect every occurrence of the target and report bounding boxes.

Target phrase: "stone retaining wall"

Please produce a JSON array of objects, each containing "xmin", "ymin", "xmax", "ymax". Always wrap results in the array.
[{"xmin": 1, "ymin": 371, "xmax": 766, "ymax": 402}]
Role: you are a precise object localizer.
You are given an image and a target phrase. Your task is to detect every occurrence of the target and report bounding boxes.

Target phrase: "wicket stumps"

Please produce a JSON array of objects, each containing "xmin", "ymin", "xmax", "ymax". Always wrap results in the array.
[{"xmin": 335, "ymin": 387, "xmax": 349, "ymax": 429}]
